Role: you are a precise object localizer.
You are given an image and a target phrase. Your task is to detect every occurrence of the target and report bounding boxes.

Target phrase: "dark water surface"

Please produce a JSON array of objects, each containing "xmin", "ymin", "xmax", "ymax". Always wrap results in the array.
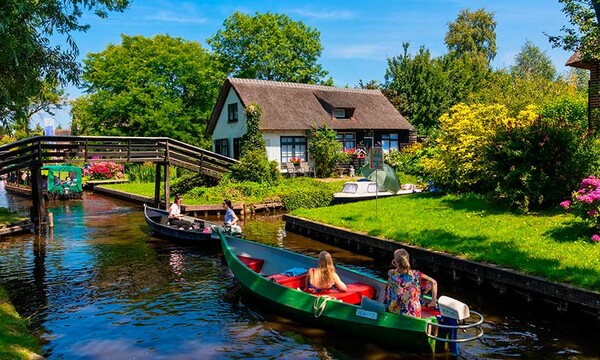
[{"xmin": 0, "ymin": 183, "xmax": 599, "ymax": 359}]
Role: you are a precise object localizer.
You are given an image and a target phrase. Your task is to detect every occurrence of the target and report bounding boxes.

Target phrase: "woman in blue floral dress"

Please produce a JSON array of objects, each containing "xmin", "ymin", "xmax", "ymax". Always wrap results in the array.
[{"xmin": 383, "ymin": 249, "xmax": 438, "ymax": 318}]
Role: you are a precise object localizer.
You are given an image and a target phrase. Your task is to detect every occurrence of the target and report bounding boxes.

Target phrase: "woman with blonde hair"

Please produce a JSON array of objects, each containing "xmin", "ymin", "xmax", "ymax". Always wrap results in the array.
[
  {"xmin": 305, "ymin": 251, "xmax": 347, "ymax": 293},
  {"xmin": 384, "ymin": 248, "xmax": 437, "ymax": 317}
]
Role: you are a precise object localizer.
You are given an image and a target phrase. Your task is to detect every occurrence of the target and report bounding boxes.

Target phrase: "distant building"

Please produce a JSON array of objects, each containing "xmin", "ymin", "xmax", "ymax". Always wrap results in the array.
[{"xmin": 206, "ymin": 78, "xmax": 416, "ymax": 168}]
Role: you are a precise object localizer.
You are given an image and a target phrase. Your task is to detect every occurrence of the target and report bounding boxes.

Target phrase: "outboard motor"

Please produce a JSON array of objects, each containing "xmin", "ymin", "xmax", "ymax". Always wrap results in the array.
[{"xmin": 427, "ymin": 295, "xmax": 484, "ymax": 354}]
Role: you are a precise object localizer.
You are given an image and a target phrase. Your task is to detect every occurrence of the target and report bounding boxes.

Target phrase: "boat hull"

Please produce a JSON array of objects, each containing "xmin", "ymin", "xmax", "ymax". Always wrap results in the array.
[
  {"xmin": 220, "ymin": 234, "xmax": 447, "ymax": 353},
  {"xmin": 144, "ymin": 204, "xmax": 218, "ymax": 243}
]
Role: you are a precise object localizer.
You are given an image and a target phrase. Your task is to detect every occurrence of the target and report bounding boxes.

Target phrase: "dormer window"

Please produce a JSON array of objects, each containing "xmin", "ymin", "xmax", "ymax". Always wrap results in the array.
[{"xmin": 333, "ymin": 108, "xmax": 346, "ymax": 119}]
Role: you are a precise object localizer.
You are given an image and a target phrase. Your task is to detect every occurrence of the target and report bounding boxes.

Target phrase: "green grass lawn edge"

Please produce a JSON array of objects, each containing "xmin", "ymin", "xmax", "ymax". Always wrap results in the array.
[
  {"xmin": 292, "ymin": 193, "xmax": 600, "ymax": 292},
  {"xmin": 0, "ymin": 287, "xmax": 42, "ymax": 360}
]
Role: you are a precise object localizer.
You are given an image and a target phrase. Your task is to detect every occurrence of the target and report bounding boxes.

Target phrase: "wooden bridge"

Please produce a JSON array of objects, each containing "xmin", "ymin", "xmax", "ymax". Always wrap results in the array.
[{"xmin": 0, "ymin": 136, "xmax": 238, "ymax": 226}]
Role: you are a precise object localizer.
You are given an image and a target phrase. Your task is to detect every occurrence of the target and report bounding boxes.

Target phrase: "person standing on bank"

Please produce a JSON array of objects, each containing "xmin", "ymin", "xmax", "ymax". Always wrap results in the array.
[
  {"xmin": 384, "ymin": 248, "xmax": 437, "ymax": 318},
  {"xmin": 169, "ymin": 194, "xmax": 192, "ymax": 229},
  {"xmin": 223, "ymin": 199, "xmax": 239, "ymax": 227}
]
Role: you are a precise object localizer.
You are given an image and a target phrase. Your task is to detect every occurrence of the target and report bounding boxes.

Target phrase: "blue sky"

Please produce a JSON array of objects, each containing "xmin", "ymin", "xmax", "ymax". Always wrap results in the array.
[{"xmin": 47, "ymin": 0, "xmax": 574, "ymax": 128}]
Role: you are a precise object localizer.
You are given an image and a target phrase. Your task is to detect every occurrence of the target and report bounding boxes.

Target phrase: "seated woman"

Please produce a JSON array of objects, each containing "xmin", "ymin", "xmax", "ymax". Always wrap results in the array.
[
  {"xmin": 383, "ymin": 249, "xmax": 437, "ymax": 318},
  {"xmin": 169, "ymin": 194, "xmax": 192, "ymax": 229},
  {"xmin": 223, "ymin": 199, "xmax": 239, "ymax": 226},
  {"xmin": 305, "ymin": 251, "xmax": 347, "ymax": 293}
]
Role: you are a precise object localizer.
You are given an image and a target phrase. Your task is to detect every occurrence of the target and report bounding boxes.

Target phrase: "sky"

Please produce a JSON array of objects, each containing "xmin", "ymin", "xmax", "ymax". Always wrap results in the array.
[{"xmin": 46, "ymin": 0, "xmax": 575, "ymax": 128}]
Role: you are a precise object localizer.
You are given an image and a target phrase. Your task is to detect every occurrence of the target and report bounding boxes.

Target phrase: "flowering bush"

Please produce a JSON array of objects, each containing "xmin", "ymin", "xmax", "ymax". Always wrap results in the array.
[
  {"xmin": 561, "ymin": 175, "xmax": 600, "ymax": 242},
  {"xmin": 84, "ymin": 162, "xmax": 124, "ymax": 180},
  {"xmin": 290, "ymin": 157, "xmax": 302, "ymax": 166}
]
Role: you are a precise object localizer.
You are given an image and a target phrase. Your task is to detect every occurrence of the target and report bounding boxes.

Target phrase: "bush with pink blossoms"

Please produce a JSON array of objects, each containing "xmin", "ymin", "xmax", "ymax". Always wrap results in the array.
[
  {"xmin": 561, "ymin": 175, "xmax": 600, "ymax": 242},
  {"xmin": 83, "ymin": 162, "xmax": 124, "ymax": 180}
]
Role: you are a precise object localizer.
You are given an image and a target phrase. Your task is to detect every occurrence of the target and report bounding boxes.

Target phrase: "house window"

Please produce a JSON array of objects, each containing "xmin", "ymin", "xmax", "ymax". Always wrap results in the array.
[
  {"xmin": 228, "ymin": 103, "xmax": 238, "ymax": 123},
  {"xmin": 333, "ymin": 108, "xmax": 346, "ymax": 118},
  {"xmin": 233, "ymin": 138, "xmax": 241, "ymax": 160},
  {"xmin": 215, "ymin": 138, "xmax": 229, "ymax": 157},
  {"xmin": 381, "ymin": 133, "xmax": 399, "ymax": 152},
  {"xmin": 336, "ymin": 132, "xmax": 355, "ymax": 150},
  {"xmin": 280, "ymin": 136, "xmax": 307, "ymax": 164}
]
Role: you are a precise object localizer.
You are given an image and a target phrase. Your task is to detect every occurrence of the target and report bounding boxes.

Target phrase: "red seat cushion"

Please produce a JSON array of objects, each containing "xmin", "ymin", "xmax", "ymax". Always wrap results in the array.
[
  {"xmin": 310, "ymin": 282, "xmax": 375, "ymax": 305},
  {"xmin": 237, "ymin": 255, "xmax": 265, "ymax": 272},
  {"xmin": 267, "ymin": 273, "xmax": 308, "ymax": 289}
]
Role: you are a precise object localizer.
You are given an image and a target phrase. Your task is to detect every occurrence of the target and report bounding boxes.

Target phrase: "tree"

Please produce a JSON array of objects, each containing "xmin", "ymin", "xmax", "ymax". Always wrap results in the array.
[
  {"xmin": 308, "ymin": 124, "xmax": 342, "ymax": 178},
  {"xmin": 384, "ymin": 43, "xmax": 450, "ymax": 136},
  {"xmin": 548, "ymin": 0, "xmax": 600, "ymax": 60},
  {"xmin": 73, "ymin": 34, "xmax": 225, "ymax": 147},
  {"xmin": 0, "ymin": 0, "xmax": 130, "ymax": 132},
  {"xmin": 510, "ymin": 40, "xmax": 557, "ymax": 81},
  {"xmin": 444, "ymin": 8, "xmax": 497, "ymax": 64},
  {"xmin": 207, "ymin": 11, "xmax": 330, "ymax": 84}
]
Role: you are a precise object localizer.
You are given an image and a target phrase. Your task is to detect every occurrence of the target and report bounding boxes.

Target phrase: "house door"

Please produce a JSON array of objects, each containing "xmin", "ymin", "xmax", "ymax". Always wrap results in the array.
[{"xmin": 363, "ymin": 137, "xmax": 373, "ymax": 149}]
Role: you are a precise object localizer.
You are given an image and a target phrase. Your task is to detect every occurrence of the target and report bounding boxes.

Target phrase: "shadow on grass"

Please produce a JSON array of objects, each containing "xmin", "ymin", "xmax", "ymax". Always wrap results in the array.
[{"xmin": 543, "ymin": 220, "xmax": 593, "ymax": 243}]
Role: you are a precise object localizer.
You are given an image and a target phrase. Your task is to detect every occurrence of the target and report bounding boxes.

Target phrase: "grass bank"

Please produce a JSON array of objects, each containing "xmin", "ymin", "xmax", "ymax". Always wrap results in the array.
[
  {"xmin": 0, "ymin": 287, "xmax": 42, "ymax": 360},
  {"xmin": 292, "ymin": 193, "xmax": 600, "ymax": 292}
]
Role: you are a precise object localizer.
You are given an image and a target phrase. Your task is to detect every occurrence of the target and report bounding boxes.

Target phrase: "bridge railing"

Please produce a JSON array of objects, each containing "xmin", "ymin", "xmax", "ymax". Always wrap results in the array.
[{"xmin": 0, "ymin": 136, "xmax": 237, "ymax": 179}]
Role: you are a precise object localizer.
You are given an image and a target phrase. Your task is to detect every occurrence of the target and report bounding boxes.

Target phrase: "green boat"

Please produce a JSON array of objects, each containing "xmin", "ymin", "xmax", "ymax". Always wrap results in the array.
[{"xmin": 219, "ymin": 233, "xmax": 484, "ymax": 354}]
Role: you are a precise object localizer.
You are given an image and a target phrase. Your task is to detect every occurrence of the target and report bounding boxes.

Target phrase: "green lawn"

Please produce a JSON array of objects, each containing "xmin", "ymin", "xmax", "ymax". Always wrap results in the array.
[
  {"xmin": 292, "ymin": 193, "xmax": 600, "ymax": 292},
  {"xmin": 0, "ymin": 288, "xmax": 42, "ymax": 360}
]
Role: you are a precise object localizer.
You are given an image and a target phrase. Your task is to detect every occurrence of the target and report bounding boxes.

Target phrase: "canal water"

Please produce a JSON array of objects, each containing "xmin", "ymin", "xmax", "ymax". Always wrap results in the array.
[{"xmin": 0, "ymin": 183, "xmax": 599, "ymax": 359}]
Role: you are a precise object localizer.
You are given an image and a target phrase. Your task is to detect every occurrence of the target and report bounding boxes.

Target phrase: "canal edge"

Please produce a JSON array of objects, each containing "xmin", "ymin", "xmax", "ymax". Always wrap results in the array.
[{"xmin": 283, "ymin": 214, "xmax": 600, "ymax": 319}]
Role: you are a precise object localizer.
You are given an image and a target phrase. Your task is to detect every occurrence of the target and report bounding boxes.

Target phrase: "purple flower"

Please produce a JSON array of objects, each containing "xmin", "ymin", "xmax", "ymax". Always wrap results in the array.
[
  {"xmin": 592, "ymin": 234, "xmax": 600, "ymax": 242},
  {"xmin": 589, "ymin": 210, "xmax": 597, "ymax": 217}
]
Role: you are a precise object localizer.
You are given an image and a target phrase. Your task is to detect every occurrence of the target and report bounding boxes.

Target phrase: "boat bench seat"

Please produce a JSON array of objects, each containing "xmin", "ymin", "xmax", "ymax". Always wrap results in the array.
[
  {"xmin": 322, "ymin": 282, "xmax": 375, "ymax": 305},
  {"xmin": 237, "ymin": 255, "xmax": 265, "ymax": 273},
  {"xmin": 267, "ymin": 273, "xmax": 308, "ymax": 289}
]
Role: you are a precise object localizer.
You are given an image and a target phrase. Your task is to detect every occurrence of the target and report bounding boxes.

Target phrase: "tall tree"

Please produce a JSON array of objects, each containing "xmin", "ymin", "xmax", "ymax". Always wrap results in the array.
[
  {"xmin": 0, "ymin": 0, "xmax": 130, "ymax": 132},
  {"xmin": 207, "ymin": 11, "xmax": 331, "ymax": 84},
  {"xmin": 384, "ymin": 43, "xmax": 450, "ymax": 135},
  {"xmin": 548, "ymin": 0, "xmax": 600, "ymax": 60},
  {"xmin": 73, "ymin": 34, "xmax": 225, "ymax": 147},
  {"xmin": 510, "ymin": 40, "xmax": 557, "ymax": 81},
  {"xmin": 444, "ymin": 8, "xmax": 497, "ymax": 64}
]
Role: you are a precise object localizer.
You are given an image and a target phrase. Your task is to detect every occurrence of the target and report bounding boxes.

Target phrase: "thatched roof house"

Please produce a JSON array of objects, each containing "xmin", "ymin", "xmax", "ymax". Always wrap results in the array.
[{"xmin": 206, "ymin": 78, "xmax": 415, "ymax": 167}]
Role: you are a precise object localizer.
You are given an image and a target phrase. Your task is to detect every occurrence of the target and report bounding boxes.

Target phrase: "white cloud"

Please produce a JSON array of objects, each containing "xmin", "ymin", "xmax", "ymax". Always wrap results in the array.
[
  {"xmin": 326, "ymin": 43, "xmax": 391, "ymax": 60},
  {"xmin": 145, "ymin": 10, "xmax": 207, "ymax": 24}
]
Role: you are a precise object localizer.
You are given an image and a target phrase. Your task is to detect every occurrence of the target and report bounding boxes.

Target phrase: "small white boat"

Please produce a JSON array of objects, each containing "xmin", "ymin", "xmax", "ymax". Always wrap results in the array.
[{"xmin": 332, "ymin": 180, "xmax": 396, "ymax": 203}]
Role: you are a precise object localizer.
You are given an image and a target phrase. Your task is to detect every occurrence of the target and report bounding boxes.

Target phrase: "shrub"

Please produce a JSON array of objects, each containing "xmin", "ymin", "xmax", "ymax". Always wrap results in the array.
[
  {"xmin": 561, "ymin": 176, "xmax": 600, "ymax": 242},
  {"xmin": 84, "ymin": 162, "xmax": 123, "ymax": 180},
  {"xmin": 384, "ymin": 143, "xmax": 424, "ymax": 175},
  {"xmin": 230, "ymin": 149, "xmax": 281, "ymax": 184},
  {"xmin": 308, "ymin": 124, "xmax": 342, "ymax": 178},
  {"xmin": 280, "ymin": 187, "xmax": 332, "ymax": 211},
  {"xmin": 126, "ymin": 162, "xmax": 155, "ymax": 182},
  {"xmin": 486, "ymin": 116, "xmax": 594, "ymax": 211}
]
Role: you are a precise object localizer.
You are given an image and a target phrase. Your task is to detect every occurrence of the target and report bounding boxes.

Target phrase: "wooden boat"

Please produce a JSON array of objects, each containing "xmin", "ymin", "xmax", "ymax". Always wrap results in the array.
[
  {"xmin": 332, "ymin": 180, "xmax": 396, "ymax": 204},
  {"xmin": 219, "ymin": 233, "xmax": 484, "ymax": 354},
  {"xmin": 143, "ymin": 204, "xmax": 241, "ymax": 243}
]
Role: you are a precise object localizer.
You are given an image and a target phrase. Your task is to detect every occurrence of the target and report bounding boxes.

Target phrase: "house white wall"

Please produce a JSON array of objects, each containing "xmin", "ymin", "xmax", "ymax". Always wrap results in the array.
[
  {"xmin": 212, "ymin": 89, "xmax": 247, "ymax": 146},
  {"xmin": 263, "ymin": 131, "xmax": 306, "ymax": 165}
]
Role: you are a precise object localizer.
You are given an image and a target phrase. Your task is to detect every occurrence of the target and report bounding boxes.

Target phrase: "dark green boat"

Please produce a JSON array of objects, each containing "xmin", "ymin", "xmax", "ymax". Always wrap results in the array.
[{"xmin": 219, "ymin": 233, "xmax": 484, "ymax": 354}]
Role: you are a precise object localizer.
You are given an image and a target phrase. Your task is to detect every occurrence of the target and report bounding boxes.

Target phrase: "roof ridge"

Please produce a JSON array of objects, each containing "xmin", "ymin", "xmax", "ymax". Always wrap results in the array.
[{"xmin": 228, "ymin": 77, "xmax": 381, "ymax": 94}]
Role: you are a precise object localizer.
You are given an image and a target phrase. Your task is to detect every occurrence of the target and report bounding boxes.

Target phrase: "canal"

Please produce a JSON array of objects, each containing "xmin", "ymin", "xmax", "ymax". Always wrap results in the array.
[{"xmin": 0, "ymin": 183, "xmax": 599, "ymax": 359}]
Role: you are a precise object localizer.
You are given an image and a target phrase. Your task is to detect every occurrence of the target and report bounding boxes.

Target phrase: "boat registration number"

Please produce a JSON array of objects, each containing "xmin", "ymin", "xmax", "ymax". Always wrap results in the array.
[{"xmin": 356, "ymin": 309, "xmax": 378, "ymax": 320}]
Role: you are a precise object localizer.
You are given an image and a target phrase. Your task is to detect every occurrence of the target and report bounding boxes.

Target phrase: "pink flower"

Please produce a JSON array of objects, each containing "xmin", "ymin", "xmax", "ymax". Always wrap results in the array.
[
  {"xmin": 591, "ymin": 234, "xmax": 600, "ymax": 242},
  {"xmin": 560, "ymin": 200, "xmax": 571, "ymax": 208},
  {"xmin": 589, "ymin": 210, "xmax": 597, "ymax": 217}
]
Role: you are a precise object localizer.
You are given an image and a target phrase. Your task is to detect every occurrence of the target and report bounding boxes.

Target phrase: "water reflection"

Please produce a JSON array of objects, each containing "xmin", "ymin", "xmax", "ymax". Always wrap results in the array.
[{"xmin": 0, "ymin": 183, "xmax": 598, "ymax": 359}]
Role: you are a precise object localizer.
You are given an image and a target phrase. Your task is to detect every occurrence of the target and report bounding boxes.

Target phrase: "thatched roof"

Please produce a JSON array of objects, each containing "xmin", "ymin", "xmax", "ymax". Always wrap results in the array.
[
  {"xmin": 206, "ymin": 78, "xmax": 414, "ymax": 135},
  {"xmin": 565, "ymin": 50, "xmax": 594, "ymax": 70}
]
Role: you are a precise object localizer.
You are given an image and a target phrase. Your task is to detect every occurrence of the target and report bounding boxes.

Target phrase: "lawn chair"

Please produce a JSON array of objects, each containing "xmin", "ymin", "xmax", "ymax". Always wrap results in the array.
[
  {"xmin": 286, "ymin": 162, "xmax": 296, "ymax": 177},
  {"xmin": 299, "ymin": 162, "xmax": 314, "ymax": 177}
]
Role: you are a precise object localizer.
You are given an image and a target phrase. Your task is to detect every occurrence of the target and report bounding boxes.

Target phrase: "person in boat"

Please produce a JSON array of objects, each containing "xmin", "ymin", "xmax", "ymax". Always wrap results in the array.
[
  {"xmin": 305, "ymin": 251, "xmax": 347, "ymax": 293},
  {"xmin": 223, "ymin": 199, "xmax": 239, "ymax": 227},
  {"xmin": 383, "ymin": 248, "xmax": 438, "ymax": 318},
  {"xmin": 169, "ymin": 194, "xmax": 192, "ymax": 229}
]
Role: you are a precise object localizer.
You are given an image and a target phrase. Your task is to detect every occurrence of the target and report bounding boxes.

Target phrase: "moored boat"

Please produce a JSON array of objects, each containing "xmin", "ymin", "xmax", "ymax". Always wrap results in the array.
[
  {"xmin": 143, "ymin": 204, "xmax": 241, "ymax": 243},
  {"xmin": 219, "ymin": 233, "xmax": 483, "ymax": 354}
]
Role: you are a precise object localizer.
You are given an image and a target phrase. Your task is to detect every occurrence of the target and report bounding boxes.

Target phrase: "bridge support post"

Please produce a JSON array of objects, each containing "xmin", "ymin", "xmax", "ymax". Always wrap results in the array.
[
  {"xmin": 163, "ymin": 162, "xmax": 170, "ymax": 211},
  {"xmin": 29, "ymin": 164, "xmax": 46, "ymax": 227},
  {"xmin": 154, "ymin": 163, "xmax": 162, "ymax": 208}
]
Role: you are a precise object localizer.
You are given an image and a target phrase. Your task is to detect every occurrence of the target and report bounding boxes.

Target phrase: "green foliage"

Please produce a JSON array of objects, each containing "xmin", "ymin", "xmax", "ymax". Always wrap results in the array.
[
  {"xmin": 0, "ymin": 0, "xmax": 129, "ymax": 135},
  {"xmin": 384, "ymin": 143, "xmax": 425, "ymax": 176},
  {"xmin": 384, "ymin": 44, "xmax": 450, "ymax": 135},
  {"xmin": 308, "ymin": 124, "xmax": 342, "ymax": 178},
  {"xmin": 548, "ymin": 0, "xmax": 600, "ymax": 59},
  {"xmin": 485, "ymin": 116, "xmax": 595, "ymax": 211},
  {"xmin": 240, "ymin": 103, "xmax": 266, "ymax": 155},
  {"xmin": 510, "ymin": 40, "xmax": 557, "ymax": 81},
  {"xmin": 0, "ymin": 286, "xmax": 42, "ymax": 360},
  {"xmin": 74, "ymin": 34, "xmax": 225, "ymax": 147},
  {"xmin": 444, "ymin": 8, "xmax": 497, "ymax": 64},
  {"xmin": 230, "ymin": 149, "xmax": 281, "ymax": 184},
  {"xmin": 280, "ymin": 187, "xmax": 333, "ymax": 211},
  {"xmin": 125, "ymin": 162, "xmax": 156, "ymax": 183},
  {"xmin": 540, "ymin": 92, "xmax": 588, "ymax": 132},
  {"xmin": 207, "ymin": 11, "xmax": 330, "ymax": 84}
]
